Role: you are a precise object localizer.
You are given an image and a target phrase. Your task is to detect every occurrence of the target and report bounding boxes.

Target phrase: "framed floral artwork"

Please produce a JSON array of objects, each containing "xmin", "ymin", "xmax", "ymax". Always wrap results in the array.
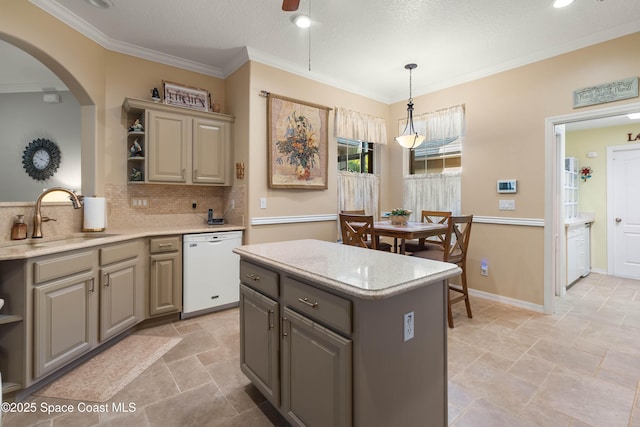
[{"xmin": 267, "ymin": 94, "xmax": 329, "ymax": 189}]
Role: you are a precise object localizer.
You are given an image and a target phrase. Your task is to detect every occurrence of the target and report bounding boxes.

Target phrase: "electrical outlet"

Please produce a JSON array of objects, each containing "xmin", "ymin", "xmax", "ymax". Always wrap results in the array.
[
  {"xmin": 231, "ymin": 199, "xmax": 235, "ymax": 210},
  {"xmin": 481, "ymin": 259, "xmax": 489, "ymax": 276},
  {"xmin": 404, "ymin": 312, "xmax": 414, "ymax": 341},
  {"xmin": 130, "ymin": 198, "xmax": 148, "ymax": 208},
  {"xmin": 192, "ymin": 200, "xmax": 197, "ymax": 209},
  {"xmin": 260, "ymin": 197, "xmax": 267, "ymax": 209}
]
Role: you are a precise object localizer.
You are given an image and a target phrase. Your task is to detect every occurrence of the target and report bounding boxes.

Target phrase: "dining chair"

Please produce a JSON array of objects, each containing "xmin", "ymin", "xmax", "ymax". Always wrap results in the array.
[
  {"xmin": 339, "ymin": 213, "xmax": 391, "ymax": 251},
  {"xmin": 412, "ymin": 215, "xmax": 473, "ymax": 328},
  {"xmin": 404, "ymin": 210, "xmax": 452, "ymax": 253}
]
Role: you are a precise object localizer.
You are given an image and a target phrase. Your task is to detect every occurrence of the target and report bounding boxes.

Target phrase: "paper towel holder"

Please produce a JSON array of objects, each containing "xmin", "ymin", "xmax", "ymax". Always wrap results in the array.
[{"xmin": 82, "ymin": 196, "xmax": 106, "ymax": 232}]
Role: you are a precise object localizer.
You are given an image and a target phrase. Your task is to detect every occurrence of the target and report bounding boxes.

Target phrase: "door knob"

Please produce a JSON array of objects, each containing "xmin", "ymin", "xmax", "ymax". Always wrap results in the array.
[{"xmin": 615, "ymin": 217, "xmax": 622, "ymax": 223}]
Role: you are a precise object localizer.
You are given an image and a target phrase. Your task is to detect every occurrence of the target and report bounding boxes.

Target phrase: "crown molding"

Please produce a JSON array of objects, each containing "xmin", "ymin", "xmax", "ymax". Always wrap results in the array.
[{"xmin": 0, "ymin": 83, "xmax": 68, "ymax": 94}]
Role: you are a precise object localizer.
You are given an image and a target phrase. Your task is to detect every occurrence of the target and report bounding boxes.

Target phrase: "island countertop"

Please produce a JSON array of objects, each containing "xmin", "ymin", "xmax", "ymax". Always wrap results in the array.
[{"xmin": 233, "ymin": 239, "xmax": 460, "ymax": 299}]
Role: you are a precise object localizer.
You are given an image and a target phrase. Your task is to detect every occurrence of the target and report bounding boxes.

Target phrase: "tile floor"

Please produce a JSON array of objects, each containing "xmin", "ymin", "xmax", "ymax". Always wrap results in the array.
[{"xmin": 4, "ymin": 273, "xmax": 640, "ymax": 426}]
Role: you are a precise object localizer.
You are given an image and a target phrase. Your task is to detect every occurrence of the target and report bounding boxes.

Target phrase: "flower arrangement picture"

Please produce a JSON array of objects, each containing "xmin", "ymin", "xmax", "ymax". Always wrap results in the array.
[{"xmin": 275, "ymin": 111, "xmax": 319, "ymax": 180}]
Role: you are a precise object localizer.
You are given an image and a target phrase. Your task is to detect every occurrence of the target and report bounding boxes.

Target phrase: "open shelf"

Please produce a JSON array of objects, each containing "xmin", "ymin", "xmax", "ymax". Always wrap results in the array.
[{"xmin": 0, "ymin": 314, "xmax": 22, "ymax": 325}]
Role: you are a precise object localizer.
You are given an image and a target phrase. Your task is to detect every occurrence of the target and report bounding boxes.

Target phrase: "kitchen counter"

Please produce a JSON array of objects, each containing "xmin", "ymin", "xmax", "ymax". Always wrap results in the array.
[
  {"xmin": 233, "ymin": 238, "xmax": 460, "ymax": 299},
  {"xmin": 0, "ymin": 224, "xmax": 244, "ymax": 260},
  {"xmin": 236, "ymin": 239, "xmax": 459, "ymax": 426},
  {"xmin": 565, "ymin": 212, "xmax": 595, "ymax": 227}
]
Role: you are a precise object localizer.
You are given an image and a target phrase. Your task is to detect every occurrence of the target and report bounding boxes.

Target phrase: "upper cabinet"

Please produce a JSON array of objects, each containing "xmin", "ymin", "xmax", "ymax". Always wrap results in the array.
[{"xmin": 123, "ymin": 98, "xmax": 234, "ymax": 186}]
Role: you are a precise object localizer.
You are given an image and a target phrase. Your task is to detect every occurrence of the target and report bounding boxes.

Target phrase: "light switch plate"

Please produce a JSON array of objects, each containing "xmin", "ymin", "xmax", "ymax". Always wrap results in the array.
[{"xmin": 499, "ymin": 200, "xmax": 515, "ymax": 211}]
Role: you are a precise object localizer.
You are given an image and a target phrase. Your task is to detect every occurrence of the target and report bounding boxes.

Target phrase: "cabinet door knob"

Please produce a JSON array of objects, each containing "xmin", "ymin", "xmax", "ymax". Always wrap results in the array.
[
  {"xmin": 104, "ymin": 273, "xmax": 110, "ymax": 287},
  {"xmin": 89, "ymin": 278, "xmax": 95, "ymax": 293},
  {"xmin": 268, "ymin": 309, "xmax": 274, "ymax": 330},
  {"xmin": 245, "ymin": 273, "xmax": 260, "ymax": 281},
  {"xmin": 281, "ymin": 317, "xmax": 289, "ymax": 337},
  {"xmin": 615, "ymin": 217, "xmax": 622, "ymax": 223}
]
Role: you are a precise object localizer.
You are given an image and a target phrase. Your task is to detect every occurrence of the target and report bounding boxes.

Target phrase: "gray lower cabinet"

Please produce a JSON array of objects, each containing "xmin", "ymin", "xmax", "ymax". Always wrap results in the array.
[
  {"xmin": 33, "ymin": 251, "xmax": 98, "ymax": 379},
  {"xmin": 239, "ymin": 284, "xmax": 280, "ymax": 405},
  {"xmin": 99, "ymin": 241, "xmax": 144, "ymax": 341},
  {"xmin": 239, "ymin": 260, "xmax": 353, "ymax": 427},
  {"xmin": 33, "ymin": 241, "xmax": 145, "ymax": 381},
  {"xmin": 149, "ymin": 236, "xmax": 182, "ymax": 316},
  {"xmin": 282, "ymin": 307, "xmax": 352, "ymax": 427}
]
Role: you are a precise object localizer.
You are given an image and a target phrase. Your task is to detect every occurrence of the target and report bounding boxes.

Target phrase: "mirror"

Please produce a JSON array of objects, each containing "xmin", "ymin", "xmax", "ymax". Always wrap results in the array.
[{"xmin": 0, "ymin": 39, "xmax": 82, "ymax": 203}]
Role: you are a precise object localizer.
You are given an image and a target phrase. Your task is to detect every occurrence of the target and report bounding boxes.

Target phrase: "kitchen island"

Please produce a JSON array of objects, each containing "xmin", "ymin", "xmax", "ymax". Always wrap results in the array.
[{"xmin": 234, "ymin": 239, "xmax": 460, "ymax": 427}]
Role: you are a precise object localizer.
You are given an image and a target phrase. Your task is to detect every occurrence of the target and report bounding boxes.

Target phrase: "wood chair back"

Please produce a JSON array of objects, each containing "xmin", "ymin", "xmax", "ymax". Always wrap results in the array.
[
  {"xmin": 421, "ymin": 210, "xmax": 452, "ymax": 247},
  {"xmin": 443, "ymin": 215, "xmax": 473, "ymax": 266},
  {"xmin": 339, "ymin": 213, "xmax": 378, "ymax": 249},
  {"xmin": 341, "ymin": 209, "xmax": 365, "ymax": 214}
]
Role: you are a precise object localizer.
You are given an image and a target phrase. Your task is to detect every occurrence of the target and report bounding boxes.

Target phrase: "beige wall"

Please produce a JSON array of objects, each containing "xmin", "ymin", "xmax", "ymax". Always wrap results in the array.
[
  {"xmin": 566, "ymin": 123, "xmax": 640, "ymax": 272},
  {"xmin": 243, "ymin": 62, "xmax": 389, "ymax": 244},
  {"xmin": 386, "ymin": 32, "xmax": 640, "ymax": 306}
]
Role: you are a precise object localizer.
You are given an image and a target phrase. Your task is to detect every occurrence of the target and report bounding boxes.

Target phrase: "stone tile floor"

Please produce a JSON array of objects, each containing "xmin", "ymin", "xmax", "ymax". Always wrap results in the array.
[{"xmin": 4, "ymin": 273, "xmax": 640, "ymax": 426}]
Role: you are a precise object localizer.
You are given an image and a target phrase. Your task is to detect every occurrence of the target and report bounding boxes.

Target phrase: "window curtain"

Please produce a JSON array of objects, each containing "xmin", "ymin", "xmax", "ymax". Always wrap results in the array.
[
  {"xmin": 337, "ymin": 171, "xmax": 379, "ymax": 218},
  {"xmin": 335, "ymin": 107, "xmax": 387, "ymax": 144},
  {"xmin": 403, "ymin": 172, "xmax": 461, "ymax": 220},
  {"xmin": 410, "ymin": 104, "xmax": 465, "ymax": 148}
]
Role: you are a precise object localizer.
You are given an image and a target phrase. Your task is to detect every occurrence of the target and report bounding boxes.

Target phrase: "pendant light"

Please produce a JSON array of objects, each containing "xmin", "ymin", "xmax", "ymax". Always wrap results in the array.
[{"xmin": 395, "ymin": 63, "xmax": 425, "ymax": 149}]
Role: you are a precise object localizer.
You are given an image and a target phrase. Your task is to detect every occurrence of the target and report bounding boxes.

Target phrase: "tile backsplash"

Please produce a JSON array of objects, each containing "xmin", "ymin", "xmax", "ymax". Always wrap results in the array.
[{"xmin": 0, "ymin": 183, "xmax": 246, "ymax": 242}]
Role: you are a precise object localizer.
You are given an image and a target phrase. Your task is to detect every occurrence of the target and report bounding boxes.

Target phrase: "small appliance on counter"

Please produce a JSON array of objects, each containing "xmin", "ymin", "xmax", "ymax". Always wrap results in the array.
[
  {"xmin": 207, "ymin": 208, "xmax": 224, "ymax": 225},
  {"xmin": 11, "ymin": 215, "xmax": 27, "ymax": 240}
]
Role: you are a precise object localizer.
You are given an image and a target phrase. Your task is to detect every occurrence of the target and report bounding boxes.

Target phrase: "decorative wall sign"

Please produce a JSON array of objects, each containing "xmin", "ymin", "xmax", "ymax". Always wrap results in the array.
[
  {"xmin": 573, "ymin": 77, "xmax": 638, "ymax": 108},
  {"xmin": 162, "ymin": 81, "xmax": 211, "ymax": 112},
  {"xmin": 267, "ymin": 93, "xmax": 329, "ymax": 189}
]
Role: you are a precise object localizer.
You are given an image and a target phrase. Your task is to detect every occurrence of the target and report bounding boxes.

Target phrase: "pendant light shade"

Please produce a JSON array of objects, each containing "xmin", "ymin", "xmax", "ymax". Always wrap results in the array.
[{"xmin": 395, "ymin": 64, "xmax": 425, "ymax": 149}]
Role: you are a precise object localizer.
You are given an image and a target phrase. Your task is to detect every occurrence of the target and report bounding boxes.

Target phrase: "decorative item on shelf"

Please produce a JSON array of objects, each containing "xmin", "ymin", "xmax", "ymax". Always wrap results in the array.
[
  {"xmin": 151, "ymin": 87, "xmax": 161, "ymax": 102},
  {"xmin": 389, "ymin": 208, "xmax": 412, "ymax": 225},
  {"xmin": 130, "ymin": 138, "xmax": 143, "ymax": 157},
  {"xmin": 163, "ymin": 80, "xmax": 211, "ymax": 112},
  {"xmin": 212, "ymin": 102, "xmax": 221, "ymax": 113},
  {"xmin": 580, "ymin": 166, "xmax": 593, "ymax": 182},
  {"xmin": 130, "ymin": 167, "xmax": 144, "ymax": 182},
  {"xmin": 128, "ymin": 118, "xmax": 144, "ymax": 132},
  {"xmin": 236, "ymin": 162, "xmax": 245, "ymax": 179}
]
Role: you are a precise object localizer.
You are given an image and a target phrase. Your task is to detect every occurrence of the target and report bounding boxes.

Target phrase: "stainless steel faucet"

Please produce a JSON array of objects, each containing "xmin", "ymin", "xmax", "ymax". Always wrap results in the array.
[{"xmin": 32, "ymin": 187, "xmax": 83, "ymax": 238}]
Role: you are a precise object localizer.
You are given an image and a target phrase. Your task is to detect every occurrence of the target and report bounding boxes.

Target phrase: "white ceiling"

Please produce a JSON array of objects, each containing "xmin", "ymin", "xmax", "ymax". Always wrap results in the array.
[{"xmin": 25, "ymin": 0, "xmax": 640, "ymax": 104}]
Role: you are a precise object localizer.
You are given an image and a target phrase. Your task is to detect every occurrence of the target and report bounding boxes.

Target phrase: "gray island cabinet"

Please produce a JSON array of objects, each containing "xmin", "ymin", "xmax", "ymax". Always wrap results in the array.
[{"xmin": 234, "ymin": 239, "xmax": 460, "ymax": 427}]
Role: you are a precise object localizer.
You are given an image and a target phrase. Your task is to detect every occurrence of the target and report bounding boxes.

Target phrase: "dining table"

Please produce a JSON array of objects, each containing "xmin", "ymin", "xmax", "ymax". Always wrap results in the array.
[{"xmin": 373, "ymin": 221, "xmax": 448, "ymax": 254}]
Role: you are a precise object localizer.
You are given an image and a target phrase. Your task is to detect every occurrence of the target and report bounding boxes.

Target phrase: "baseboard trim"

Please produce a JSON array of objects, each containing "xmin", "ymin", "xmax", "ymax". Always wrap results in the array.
[{"xmin": 451, "ymin": 284, "xmax": 544, "ymax": 313}]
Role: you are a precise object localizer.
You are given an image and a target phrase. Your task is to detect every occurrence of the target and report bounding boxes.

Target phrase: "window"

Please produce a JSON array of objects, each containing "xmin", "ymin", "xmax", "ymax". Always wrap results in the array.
[
  {"xmin": 337, "ymin": 138, "xmax": 374, "ymax": 173},
  {"xmin": 410, "ymin": 137, "xmax": 462, "ymax": 174}
]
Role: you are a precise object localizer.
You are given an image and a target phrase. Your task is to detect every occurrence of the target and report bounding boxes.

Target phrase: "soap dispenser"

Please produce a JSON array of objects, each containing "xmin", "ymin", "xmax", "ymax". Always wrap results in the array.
[{"xmin": 11, "ymin": 214, "xmax": 27, "ymax": 240}]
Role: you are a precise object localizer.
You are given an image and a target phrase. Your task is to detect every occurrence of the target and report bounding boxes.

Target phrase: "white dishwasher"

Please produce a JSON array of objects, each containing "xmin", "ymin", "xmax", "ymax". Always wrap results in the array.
[{"xmin": 182, "ymin": 231, "xmax": 242, "ymax": 319}]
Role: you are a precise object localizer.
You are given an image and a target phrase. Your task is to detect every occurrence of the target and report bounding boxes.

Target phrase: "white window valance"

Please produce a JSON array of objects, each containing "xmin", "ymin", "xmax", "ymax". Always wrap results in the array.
[
  {"xmin": 399, "ymin": 104, "xmax": 465, "ymax": 153},
  {"xmin": 335, "ymin": 107, "xmax": 387, "ymax": 144}
]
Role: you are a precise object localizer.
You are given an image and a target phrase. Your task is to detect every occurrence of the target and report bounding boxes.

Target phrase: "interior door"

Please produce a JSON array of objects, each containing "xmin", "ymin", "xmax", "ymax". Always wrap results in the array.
[{"xmin": 609, "ymin": 144, "xmax": 640, "ymax": 279}]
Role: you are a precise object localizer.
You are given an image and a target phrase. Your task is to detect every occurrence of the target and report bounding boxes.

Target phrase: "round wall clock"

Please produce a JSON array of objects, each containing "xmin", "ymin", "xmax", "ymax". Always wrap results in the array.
[{"xmin": 22, "ymin": 138, "xmax": 62, "ymax": 181}]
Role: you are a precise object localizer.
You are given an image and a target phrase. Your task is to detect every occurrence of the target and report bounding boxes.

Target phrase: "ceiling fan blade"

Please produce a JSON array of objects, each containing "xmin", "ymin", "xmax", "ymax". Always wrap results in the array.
[{"xmin": 282, "ymin": 0, "xmax": 300, "ymax": 11}]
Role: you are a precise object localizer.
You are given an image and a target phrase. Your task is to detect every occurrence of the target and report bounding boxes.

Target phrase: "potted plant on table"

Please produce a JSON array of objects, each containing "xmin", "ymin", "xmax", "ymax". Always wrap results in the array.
[{"xmin": 389, "ymin": 208, "xmax": 412, "ymax": 225}]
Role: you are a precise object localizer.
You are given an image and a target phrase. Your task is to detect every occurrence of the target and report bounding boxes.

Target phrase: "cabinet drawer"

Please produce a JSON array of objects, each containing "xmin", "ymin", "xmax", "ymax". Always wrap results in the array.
[
  {"xmin": 240, "ymin": 260, "xmax": 279, "ymax": 299},
  {"xmin": 100, "ymin": 241, "xmax": 140, "ymax": 265},
  {"xmin": 283, "ymin": 276, "xmax": 351, "ymax": 336},
  {"xmin": 33, "ymin": 251, "xmax": 94, "ymax": 284},
  {"xmin": 150, "ymin": 236, "xmax": 180, "ymax": 253}
]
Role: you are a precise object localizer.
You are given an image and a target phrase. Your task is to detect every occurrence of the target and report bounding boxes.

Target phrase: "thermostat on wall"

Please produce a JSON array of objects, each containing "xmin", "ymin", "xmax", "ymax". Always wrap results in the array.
[{"xmin": 497, "ymin": 179, "xmax": 517, "ymax": 193}]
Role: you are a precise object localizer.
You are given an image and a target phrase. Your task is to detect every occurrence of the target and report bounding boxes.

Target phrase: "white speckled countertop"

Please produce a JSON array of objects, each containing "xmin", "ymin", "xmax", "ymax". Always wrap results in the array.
[
  {"xmin": 233, "ymin": 239, "xmax": 461, "ymax": 299},
  {"xmin": 0, "ymin": 224, "xmax": 244, "ymax": 260}
]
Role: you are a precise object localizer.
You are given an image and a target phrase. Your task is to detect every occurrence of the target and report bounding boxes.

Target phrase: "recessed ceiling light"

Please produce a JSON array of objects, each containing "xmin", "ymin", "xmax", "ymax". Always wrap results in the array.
[
  {"xmin": 292, "ymin": 15, "xmax": 311, "ymax": 28},
  {"xmin": 86, "ymin": 0, "xmax": 114, "ymax": 9},
  {"xmin": 553, "ymin": 0, "xmax": 574, "ymax": 8},
  {"xmin": 628, "ymin": 113, "xmax": 640, "ymax": 120}
]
